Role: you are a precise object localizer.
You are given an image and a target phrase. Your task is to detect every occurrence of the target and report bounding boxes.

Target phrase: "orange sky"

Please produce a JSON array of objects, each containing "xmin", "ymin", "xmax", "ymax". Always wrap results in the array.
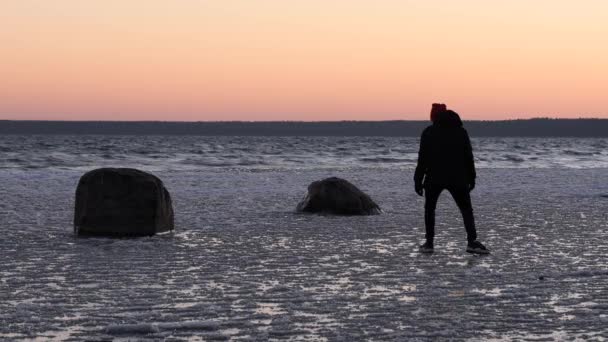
[{"xmin": 1, "ymin": 0, "xmax": 607, "ymax": 121}]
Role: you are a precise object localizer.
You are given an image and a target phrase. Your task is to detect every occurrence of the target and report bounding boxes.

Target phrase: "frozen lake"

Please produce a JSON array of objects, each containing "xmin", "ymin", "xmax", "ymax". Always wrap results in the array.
[{"xmin": 1, "ymin": 166, "xmax": 607, "ymax": 341}]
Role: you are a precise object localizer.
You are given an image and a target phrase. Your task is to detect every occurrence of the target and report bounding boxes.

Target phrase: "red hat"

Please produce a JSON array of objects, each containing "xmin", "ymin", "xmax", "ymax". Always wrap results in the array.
[{"xmin": 430, "ymin": 103, "xmax": 447, "ymax": 122}]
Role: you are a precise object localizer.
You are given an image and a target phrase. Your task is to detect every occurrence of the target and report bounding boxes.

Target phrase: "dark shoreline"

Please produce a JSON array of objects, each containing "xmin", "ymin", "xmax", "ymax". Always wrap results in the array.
[{"xmin": 1, "ymin": 118, "xmax": 607, "ymax": 137}]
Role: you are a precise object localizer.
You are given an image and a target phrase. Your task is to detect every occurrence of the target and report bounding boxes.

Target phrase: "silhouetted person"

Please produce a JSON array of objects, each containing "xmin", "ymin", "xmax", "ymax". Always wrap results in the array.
[{"xmin": 414, "ymin": 104, "xmax": 489, "ymax": 254}]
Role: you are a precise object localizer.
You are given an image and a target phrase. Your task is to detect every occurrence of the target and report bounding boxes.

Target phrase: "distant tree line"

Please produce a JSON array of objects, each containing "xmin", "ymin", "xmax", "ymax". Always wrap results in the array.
[{"xmin": 0, "ymin": 118, "xmax": 607, "ymax": 137}]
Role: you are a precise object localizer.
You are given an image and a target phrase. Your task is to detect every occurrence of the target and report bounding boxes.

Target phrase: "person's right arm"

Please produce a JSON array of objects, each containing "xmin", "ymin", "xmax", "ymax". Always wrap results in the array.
[
  {"xmin": 463, "ymin": 129, "xmax": 476, "ymax": 191},
  {"xmin": 414, "ymin": 128, "xmax": 430, "ymax": 195}
]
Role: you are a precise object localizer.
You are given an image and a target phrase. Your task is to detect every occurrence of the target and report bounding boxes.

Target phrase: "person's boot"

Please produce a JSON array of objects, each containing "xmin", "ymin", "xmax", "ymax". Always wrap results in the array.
[
  {"xmin": 466, "ymin": 240, "xmax": 489, "ymax": 254},
  {"xmin": 419, "ymin": 240, "xmax": 434, "ymax": 253}
]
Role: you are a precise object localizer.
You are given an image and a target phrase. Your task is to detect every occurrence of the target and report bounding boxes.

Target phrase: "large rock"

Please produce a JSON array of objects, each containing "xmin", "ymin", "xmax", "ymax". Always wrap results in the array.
[
  {"xmin": 74, "ymin": 168, "xmax": 174, "ymax": 236},
  {"xmin": 296, "ymin": 177, "xmax": 381, "ymax": 215}
]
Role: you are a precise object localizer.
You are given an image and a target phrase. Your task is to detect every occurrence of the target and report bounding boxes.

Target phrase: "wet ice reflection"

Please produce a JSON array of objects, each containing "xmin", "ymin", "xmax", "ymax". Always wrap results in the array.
[{"xmin": 1, "ymin": 168, "xmax": 607, "ymax": 340}]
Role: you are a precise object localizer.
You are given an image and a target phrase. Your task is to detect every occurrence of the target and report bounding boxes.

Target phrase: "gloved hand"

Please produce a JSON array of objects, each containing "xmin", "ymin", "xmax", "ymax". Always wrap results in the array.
[
  {"xmin": 415, "ymin": 181, "xmax": 424, "ymax": 196},
  {"xmin": 468, "ymin": 180, "xmax": 475, "ymax": 192}
]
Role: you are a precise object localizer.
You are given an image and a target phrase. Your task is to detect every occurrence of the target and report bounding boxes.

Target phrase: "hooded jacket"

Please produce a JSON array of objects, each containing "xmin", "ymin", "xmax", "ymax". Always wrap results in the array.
[{"xmin": 414, "ymin": 110, "xmax": 476, "ymax": 186}]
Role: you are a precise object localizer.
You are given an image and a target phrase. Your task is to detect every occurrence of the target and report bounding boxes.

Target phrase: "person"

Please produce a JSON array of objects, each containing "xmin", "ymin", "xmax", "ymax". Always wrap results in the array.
[{"xmin": 414, "ymin": 104, "xmax": 489, "ymax": 254}]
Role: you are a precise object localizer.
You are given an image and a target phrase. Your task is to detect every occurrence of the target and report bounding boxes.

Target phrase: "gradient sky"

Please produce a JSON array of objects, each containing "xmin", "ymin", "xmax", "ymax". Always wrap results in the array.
[{"xmin": 1, "ymin": 0, "xmax": 607, "ymax": 121}]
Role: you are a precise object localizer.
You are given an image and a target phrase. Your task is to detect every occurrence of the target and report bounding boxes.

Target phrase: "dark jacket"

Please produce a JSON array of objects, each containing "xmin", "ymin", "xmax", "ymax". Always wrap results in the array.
[{"xmin": 414, "ymin": 114, "xmax": 476, "ymax": 186}]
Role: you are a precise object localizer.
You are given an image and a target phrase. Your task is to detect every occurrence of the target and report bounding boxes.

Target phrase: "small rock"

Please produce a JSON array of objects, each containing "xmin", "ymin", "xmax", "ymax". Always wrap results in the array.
[{"xmin": 296, "ymin": 177, "xmax": 381, "ymax": 215}]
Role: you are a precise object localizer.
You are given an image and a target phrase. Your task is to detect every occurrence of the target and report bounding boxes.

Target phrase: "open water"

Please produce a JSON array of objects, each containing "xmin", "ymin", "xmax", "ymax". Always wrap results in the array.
[{"xmin": 1, "ymin": 135, "xmax": 607, "ymax": 171}]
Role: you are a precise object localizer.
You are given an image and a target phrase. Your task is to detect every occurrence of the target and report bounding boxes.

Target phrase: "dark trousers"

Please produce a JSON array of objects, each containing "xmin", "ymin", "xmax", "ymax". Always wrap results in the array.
[{"xmin": 424, "ymin": 183, "xmax": 477, "ymax": 243}]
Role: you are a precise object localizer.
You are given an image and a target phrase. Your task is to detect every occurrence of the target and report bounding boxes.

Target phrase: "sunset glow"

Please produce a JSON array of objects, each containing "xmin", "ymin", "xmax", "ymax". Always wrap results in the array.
[{"xmin": 1, "ymin": 0, "xmax": 607, "ymax": 121}]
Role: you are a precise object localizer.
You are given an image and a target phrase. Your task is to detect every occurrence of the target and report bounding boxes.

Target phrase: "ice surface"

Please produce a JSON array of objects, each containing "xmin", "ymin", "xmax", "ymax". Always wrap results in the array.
[{"xmin": 1, "ymin": 166, "xmax": 607, "ymax": 340}]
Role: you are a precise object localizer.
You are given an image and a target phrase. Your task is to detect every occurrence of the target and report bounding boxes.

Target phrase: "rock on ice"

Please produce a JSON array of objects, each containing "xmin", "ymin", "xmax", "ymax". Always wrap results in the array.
[
  {"xmin": 297, "ymin": 177, "xmax": 381, "ymax": 215},
  {"xmin": 74, "ymin": 168, "xmax": 174, "ymax": 237}
]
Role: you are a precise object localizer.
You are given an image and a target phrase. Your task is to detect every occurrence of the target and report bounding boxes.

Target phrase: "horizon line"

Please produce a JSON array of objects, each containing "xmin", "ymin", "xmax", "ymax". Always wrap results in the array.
[{"xmin": 2, "ymin": 117, "xmax": 607, "ymax": 123}]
